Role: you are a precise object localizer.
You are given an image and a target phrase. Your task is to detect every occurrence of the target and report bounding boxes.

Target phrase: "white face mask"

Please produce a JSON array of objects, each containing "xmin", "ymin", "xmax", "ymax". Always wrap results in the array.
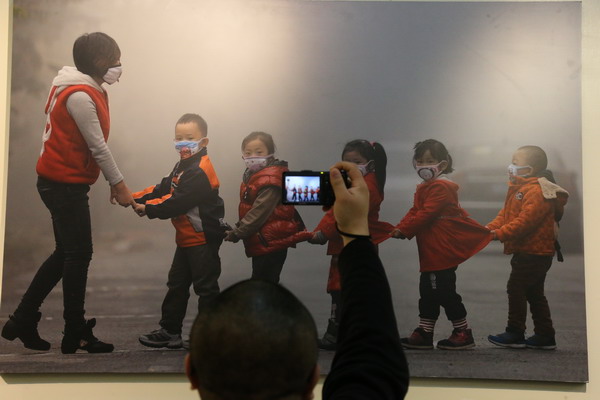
[
  {"xmin": 356, "ymin": 161, "xmax": 373, "ymax": 176},
  {"xmin": 174, "ymin": 140, "xmax": 203, "ymax": 159},
  {"xmin": 508, "ymin": 164, "xmax": 532, "ymax": 177},
  {"xmin": 415, "ymin": 162, "xmax": 445, "ymax": 181},
  {"xmin": 243, "ymin": 155, "xmax": 273, "ymax": 172},
  {"xmin": 103, "ymin": 66, "xmax": 122, "ymax": 85}
]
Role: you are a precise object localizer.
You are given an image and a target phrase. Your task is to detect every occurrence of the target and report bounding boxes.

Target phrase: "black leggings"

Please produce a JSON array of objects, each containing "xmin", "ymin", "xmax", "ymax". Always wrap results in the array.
[{"xmin": 15, "ymin": 177, "xmax": 92, "ymax": 327}]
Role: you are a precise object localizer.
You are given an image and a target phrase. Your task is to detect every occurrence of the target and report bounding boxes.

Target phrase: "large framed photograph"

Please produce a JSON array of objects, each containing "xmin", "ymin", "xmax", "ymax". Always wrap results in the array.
[{"xmin": 0, "ymin": 0, "xmax": 585, "ymax": 382}]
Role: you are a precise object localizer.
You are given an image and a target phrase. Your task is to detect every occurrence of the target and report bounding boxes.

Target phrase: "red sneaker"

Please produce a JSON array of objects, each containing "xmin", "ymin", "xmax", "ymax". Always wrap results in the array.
[
  {"xmin": 437, "ymin": 328, "xmax": 475, "ymax": 350},
  {"xmin": 400, "ymin": 327, "xmax": 434, "ymax": 350}
]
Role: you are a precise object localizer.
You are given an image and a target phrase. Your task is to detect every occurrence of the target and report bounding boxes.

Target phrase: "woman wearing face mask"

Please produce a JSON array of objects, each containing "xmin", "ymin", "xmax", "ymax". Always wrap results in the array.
[
  {"xmin": 309, "ymin": 139, "xmax": 394, "ymax": 350},
  {"xmin": 1, "ymin": 32, "xmax": 134, "ymax": 354},
  {"xmin": 224, "ymin": 131, "xmax": 312, "ymax": 283},
  {"xmin": 391, "ymin": 139, "xmax": 491, "ymax": 351}
]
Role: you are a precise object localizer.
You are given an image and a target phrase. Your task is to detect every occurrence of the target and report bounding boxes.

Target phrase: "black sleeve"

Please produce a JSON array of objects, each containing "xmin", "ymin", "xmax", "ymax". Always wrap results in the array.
[
  {"xmin": 133, "ymin": 175, "xmax": 172, "ymax": 204},
  {"xmin": 322, "ymin": 239, "xmax": 410, "ymax": 400},
  {"xmin": 145, "ymin": 167, "xmax": 212, "ymax": 220}
]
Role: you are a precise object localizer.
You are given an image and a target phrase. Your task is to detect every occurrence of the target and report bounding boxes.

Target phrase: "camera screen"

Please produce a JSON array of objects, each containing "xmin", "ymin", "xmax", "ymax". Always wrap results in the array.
[{"xmin": 283, "ymin": 175, "xmax": 322, "ymax": 204}]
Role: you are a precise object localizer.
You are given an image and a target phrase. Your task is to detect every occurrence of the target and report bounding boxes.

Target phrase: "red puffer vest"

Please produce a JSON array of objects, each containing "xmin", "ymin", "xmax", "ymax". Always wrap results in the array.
[
  {"xmin": 36, "ymin": 85, "xmax": 110, "ymax": 184},
  {"xmin": 239, "ymin": 164, "xmax": 311, "ymax": 257}
]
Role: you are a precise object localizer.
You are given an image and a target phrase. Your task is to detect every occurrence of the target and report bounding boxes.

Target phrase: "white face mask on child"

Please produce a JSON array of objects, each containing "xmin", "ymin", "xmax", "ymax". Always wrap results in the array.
[
  {"xmin": 508, "ymin": 164, "xmax": 532, "ymax": 178},
  {"xmin": 356, "ymin": 161, "xmax": 373, "ymax": 176},
  {"xmin": 243, "ymin": 155, "xmax": 273, "ymax": 172},
  {"xmin": 174, "ymin": 140, "xmax": 203, "ymax": 160},
  {"xmin": 415, "ymin": 162, "xmax": 445, "ymax": 181}
]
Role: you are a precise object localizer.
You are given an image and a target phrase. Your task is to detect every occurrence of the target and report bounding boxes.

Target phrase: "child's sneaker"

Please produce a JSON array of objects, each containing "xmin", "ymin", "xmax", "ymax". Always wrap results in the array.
[
  {"xmin": 139, "ymin": 328, "xmax": 183, "ymax": 349},
  {"xmin": 437, "ymin": 328, "xmax": 475, "ymax": 350},
  {"xmin": 400, "ymin": 327, "xmax": 434, "ymax": 350},
  {"xmin": 487, "ymin": 331, "xmax": 526, "ymax": 349},
  {"xmin": 525, "ymin": 334, "xmax": 556, "ymax": 350}
]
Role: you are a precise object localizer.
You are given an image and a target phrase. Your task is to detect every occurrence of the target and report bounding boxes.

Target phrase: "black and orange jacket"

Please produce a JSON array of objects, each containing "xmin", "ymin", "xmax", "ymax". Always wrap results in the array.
[
  {"xmin": 36, "ymin": 84, "xmax": 110, "ymax": 184},
  {"xmin": 133, "ymin": 148, "xmax": 225, "ymax": 247}
]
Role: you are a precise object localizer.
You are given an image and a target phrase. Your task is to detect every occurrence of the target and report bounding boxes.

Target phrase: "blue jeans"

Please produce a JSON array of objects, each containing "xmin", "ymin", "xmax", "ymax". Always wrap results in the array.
[{"xmin": 14, "ymin": 177, "xmax": 92, "ymax": 327}]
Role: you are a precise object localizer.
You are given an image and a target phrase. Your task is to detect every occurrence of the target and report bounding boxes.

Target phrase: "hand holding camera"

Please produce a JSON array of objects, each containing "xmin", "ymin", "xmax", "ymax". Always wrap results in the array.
[
  {"xmin": 282, "ymin": 170, "xmax": 349, "ymax": 206},
  {"xmin": 328, "ymin": 162, "xmax": 370, "ymax": 245}
]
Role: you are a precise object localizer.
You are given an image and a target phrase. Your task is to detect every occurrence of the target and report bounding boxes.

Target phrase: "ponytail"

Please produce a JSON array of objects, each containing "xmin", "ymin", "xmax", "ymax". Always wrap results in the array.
[{"xmin": 372, "ymin": 142, "xmax": 387, "ymax": 195}]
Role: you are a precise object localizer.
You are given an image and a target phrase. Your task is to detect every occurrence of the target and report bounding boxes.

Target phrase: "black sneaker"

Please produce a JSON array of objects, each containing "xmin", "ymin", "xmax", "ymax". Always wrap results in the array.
[
  {"xmin": 437, "ymin": 328, "xmax": 475, "ymax": 350},
  {"xmin": 525, "ymin": 334, "xmax": 556, "ymax": 350},
  {"xmin": 139, "ymin": 328, "xmax": 183, "ymax": 349},
  {"xmin": 1, "ymin": 313, "xmax": 51, "ymax": 351},
  {"xmin": 487, "ymin": 331, "xmax": 525, "ymax": 349},
  {"xmin": 61, "ymin": 318, "xmax": 114, "ymax": 354},
  {"xmin": 400, "ymin": 327, "xmax": 434, "ymax": 350}
]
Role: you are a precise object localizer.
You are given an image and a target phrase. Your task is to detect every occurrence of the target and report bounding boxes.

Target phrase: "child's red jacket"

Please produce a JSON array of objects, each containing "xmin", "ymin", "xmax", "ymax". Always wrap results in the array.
[
  {"xmin": 487, "ymin": 176, "xmax": 568, "ymax": 256},
  {"xmin": 315, "ymin": 172, "xmax": 394, "ymax": 256},
  {"xmin": 397, "ymin": 177, "xmax": 491, "ymax": 272}
]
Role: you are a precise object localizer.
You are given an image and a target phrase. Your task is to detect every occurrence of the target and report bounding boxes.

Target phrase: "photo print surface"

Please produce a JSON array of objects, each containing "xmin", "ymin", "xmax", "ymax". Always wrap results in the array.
[{"xmin": 1, "ymin": 0, "xmax": 585, "ymax": 382}]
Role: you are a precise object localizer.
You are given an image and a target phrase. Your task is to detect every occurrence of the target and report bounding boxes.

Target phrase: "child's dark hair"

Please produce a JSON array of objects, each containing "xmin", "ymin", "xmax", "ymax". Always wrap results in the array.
[
  {"xmin": 241, "ymin": 132, "xmax": 276, "ymax": 154},
  {"xmin": 177, "ymin": 113, "xmax": 208, "ymax": 137},
  {"xmin": 73, "ymin": 32, "xmax": 121, "ymax": 77},
  {"xmin": 342, "ymin": 139, "xmax": 387, "ymax": 194},
  {"xmin": 518, "ymin": 145, "xmax": 548, "ymax": 173},
  {"xmin": 413, "ymin": 139, "xmax": 454, "ymax": 174}
]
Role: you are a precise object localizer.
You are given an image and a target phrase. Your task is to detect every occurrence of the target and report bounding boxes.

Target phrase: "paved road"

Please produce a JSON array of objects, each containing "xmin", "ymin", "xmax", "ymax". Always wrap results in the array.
[{"xmin": 0, "ymin": 230, "xmax": 588, "ymax": 382}]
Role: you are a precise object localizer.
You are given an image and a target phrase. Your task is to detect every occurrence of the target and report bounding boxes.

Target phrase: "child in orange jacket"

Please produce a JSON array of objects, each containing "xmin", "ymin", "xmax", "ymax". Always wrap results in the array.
[
  {"xmin": 392, "ymin": 139, "xmax": 491, "ymax": 350},
  {"xmin": 487, "ymin": 145, "xmax": 568, "ymax": 350}
]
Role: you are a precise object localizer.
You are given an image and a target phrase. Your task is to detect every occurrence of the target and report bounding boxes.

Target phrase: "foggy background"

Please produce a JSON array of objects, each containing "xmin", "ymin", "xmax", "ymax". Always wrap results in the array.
[{"xmin": 1, "ymin": 0, "xmax": 585, "ymax": 380}]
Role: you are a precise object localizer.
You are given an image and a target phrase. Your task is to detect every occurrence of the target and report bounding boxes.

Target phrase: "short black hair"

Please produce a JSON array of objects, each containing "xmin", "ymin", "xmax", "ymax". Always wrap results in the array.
[
  {"xmin": 176, "ymin": 113, "xmax": 208, "ymax": 137},
  {"xmin": 189, "ymin": 280, "xmax": 318, "ymax": 400},
  {"xmin": 518, "ymin": 145, "xmax": 548, "ymax": 173},
  {"xmin": 73, "ymin": 32, "xmax": 120, "ymax": 77},
  {"xmin": 241, "ymin": 131, "xmax": 276, "ymax": 154},
  {"xmin": 413, "ymin": 139, "xmax": 454, "ymax": 173}
]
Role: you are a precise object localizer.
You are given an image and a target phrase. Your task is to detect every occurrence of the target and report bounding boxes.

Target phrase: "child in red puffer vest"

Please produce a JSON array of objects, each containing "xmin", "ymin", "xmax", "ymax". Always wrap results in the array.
[{"xmin": 224, "ymin": 132, "xmax": 311, "ymax": 283}]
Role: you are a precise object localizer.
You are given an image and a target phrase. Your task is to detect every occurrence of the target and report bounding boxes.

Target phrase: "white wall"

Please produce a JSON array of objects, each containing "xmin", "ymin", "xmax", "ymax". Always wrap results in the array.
[{"xmin": 1, "ymin": 0, "xmax": 598, "ymax": 399}]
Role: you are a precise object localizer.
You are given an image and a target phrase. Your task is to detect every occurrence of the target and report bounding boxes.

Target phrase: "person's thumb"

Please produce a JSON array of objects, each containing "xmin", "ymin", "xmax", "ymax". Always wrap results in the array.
[{"xmin": 329, "ymin": 168, "xmax": 348, "ymax": 199}]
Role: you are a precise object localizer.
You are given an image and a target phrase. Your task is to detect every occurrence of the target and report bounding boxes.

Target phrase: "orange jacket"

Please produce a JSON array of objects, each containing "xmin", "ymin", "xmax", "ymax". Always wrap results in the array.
[{"xmin": 487, "ymin": 176, "xmax": 568, "ymax": 256}]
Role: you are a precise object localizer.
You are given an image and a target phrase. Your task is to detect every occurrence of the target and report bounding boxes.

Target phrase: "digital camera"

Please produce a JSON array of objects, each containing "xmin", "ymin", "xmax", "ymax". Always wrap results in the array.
[{"xmin": 282, "ymin": 170, "xmax": 348, "ymax": 206}]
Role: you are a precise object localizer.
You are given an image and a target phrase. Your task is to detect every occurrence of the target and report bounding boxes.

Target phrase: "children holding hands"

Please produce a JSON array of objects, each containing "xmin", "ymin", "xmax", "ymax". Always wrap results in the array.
[{"xmin": 127, "ymin": 128, "xmax": 567, "ymax": 356}]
